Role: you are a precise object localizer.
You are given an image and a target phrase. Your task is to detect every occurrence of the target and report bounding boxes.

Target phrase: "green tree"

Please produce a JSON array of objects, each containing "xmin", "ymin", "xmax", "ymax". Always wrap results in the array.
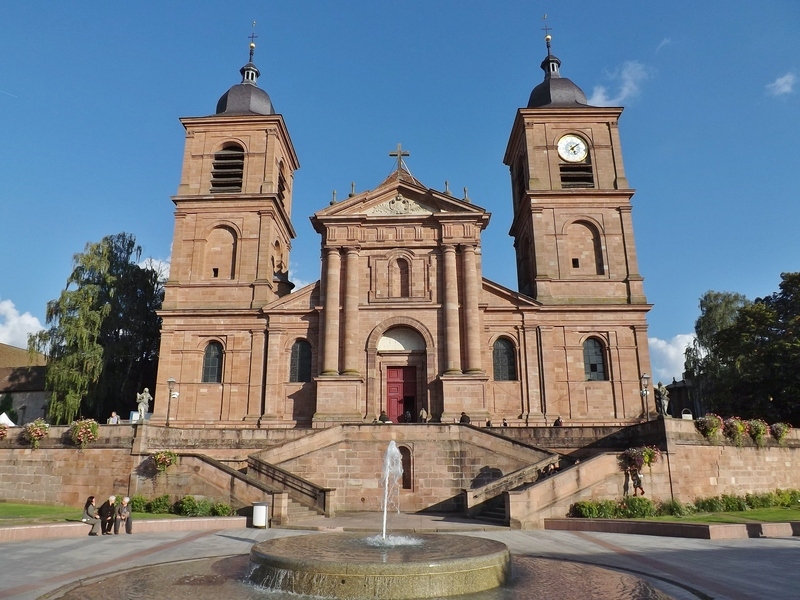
[
  {"xmin": 684, "ymin": 291, "xmax": 750, "ymax": 415},
  {"xmin": 686, "ymin": 275, "xmax": 800, "ymax": 425},
  {"xmin": 28, "ymin": 233, "xmax": 164, "ymax": 423}
]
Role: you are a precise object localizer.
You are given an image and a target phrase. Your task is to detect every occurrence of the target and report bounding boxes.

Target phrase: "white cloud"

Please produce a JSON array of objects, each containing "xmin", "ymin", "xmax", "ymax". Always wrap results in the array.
[
  {"xmin": 588, "ymin": 61, "xmax": 649, "ymax": 106},
  {"xmin": 0, "ymin": 299, "xmax": 43, "ymax": 349},
  {"xmin": 766, "ymin": 73, "xmax": 796, "ymax": 96},
  {"xmin": 648, "ymin": 333, "xmax": 694, "ymax": 383},
  {"xmin": 655, "ymin": 38, "xmax": 671, "ymax": 53}
]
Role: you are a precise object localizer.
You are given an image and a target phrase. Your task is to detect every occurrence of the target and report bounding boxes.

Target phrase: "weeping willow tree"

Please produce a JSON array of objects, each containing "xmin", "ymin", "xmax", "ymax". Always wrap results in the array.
[{"xmin": 28, "ymin": 233, "xmax": 164, "ymax": 424}]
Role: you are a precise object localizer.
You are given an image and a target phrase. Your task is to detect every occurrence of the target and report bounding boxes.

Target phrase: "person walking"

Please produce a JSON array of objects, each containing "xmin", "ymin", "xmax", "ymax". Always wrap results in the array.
[
  {"xmin": 98, "ymin": 495, "xmax": 116, "ymax": 535},
  {"xmin": 629, "ymin": 468, "xmax": 645, "ymax": 496},
  {"xmin": 419, "ymin": 407, "xmax": 428, "ymax": 423},
  {"xmin": 114, "ymin": 496, "xmax": 133, "ymax": 534},
  {"xmin": 81, "ymin": 496, "xmax": 101, "ymax": 536}
]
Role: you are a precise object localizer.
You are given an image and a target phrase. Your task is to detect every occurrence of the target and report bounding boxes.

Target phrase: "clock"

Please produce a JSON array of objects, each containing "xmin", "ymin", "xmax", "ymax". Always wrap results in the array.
[{"xmin": 557, "ymin": 134, "xmax": 588, "ymax": 163}]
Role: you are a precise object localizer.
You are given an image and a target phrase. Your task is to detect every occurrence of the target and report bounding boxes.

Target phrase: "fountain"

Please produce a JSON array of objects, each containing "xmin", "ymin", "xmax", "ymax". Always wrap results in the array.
[{"xmin": 248, "ymin": 441, "xmax": 512, "ymax": 599}]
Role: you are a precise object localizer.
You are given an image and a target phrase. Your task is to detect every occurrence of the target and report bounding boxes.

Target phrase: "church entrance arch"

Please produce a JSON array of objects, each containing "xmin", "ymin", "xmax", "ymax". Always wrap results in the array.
[{"xmin": 373, "ymin": 325, "xmax": 431, "ymax": 422}]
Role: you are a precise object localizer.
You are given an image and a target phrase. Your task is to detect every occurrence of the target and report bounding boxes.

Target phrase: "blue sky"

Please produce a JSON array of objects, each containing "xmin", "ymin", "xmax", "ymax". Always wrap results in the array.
[{"xmin": 1, "ymin": 1, "xmax": 798, "ymax": 383}]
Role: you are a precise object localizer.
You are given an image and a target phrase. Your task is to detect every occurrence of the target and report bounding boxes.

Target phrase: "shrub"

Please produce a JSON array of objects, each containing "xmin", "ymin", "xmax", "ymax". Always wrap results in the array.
[
  {"xmin": 721, "ymin": 494, "xmax": 748, "ymax": 512},
  {"xmin": 617, "ymin": 496, "xmax": 656, "ymax": 519},
  {"xmin": 694, "ymin": 496, "xmax": 725, "ymax": 513},
  {"xmin": 211, "ymin": 502, "xmax": 233, "ymax": 517},
  {"xmin": 695, "ymin": 414, "xmax": 722, "ymax": 441},
  {"xmin": 129, "ymin": 495, "xmax": 148, "ymax": 513},
  {"xmin": 148, "ymin": 494, "xmax": 172, "ymax": 514},
  {"xmin": 722, "ymin": 417, "xmax": 748, "ymax": 447},
  {"xmin": 152, "ymin": 450, "xmax": 179, "ymax": 473},
  {"xmin": 0, "ymin": 424, "xmax": 7, "ymax": 441},
  {"xmin": 657, "ymin": 499, "xmax": 695, "ymax": 517},
  {"xmin": 195, "ymin": 498, "xmax": 213, "ymax": 517},
  {"xmin": 775, "ymin": 489, "xmax": 800, "ymax": 506},
  {"xmin": 23, "ymin": 418, "xmax": 50, "ymax": 450},
  {"xmin": 745, "ymin": 491, "xmax": 780, "ymax": 509},
  {"xmin": 175, "ymin": 495, "xmax": 198, "ymax": 516},
  {"xmin": 770, "ymin": 422, "xmax": 792, "ymax": 445},
  {"xmin": 69, "ymin": 418, "xmax": 99, "ymax": 450}
]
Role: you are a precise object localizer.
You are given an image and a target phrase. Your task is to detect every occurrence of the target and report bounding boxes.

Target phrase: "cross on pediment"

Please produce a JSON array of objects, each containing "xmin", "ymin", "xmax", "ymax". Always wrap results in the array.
[{"xmin": 389, "ymin": 143, "xmax": 409, "ymax": 172}]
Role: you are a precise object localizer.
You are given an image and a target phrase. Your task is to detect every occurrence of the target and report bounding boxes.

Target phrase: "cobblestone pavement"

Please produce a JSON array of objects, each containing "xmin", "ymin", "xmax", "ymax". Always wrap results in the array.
[{"xmin": 0, "ymin": 514, "xmax": 797, "ymax": 600}]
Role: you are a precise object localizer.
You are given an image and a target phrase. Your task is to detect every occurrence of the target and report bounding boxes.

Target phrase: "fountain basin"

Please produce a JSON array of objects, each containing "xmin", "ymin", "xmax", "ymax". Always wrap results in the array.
[{"xmin": 249, "ymin": 533, "xmax": 511, "ymax": 599}]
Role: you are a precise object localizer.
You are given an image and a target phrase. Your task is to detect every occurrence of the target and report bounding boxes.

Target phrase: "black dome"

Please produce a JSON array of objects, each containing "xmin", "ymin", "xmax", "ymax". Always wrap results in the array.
[
  {"xmin": 527, "ymin": 51, "xmax": 590, "ymax": 109},
  {"xmin": 216, "ymin": 82, "xmax": 275, "ymax": 116}
]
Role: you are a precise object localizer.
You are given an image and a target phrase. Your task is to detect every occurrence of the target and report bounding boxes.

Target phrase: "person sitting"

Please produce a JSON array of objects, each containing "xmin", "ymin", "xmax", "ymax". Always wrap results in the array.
[
  {"xmin": 98, "ymin": 495, "xmax": 116, "ymax": 535},
  {"xmin": 553, "ymin": 416, "xmax": 563, "ymax": 427},
  {"xmin": 378, "ymin": 410, "xmax": 390, "ymax": 423},
  {"xmin": 502, "ymin": 418, "xmax": 509, "ymax": 427},
  {"xmin": 114, "ymin": 496, "xmax": 133, "ymax": 534},
  {"xmin": 108, "ymin": 411, "xmax": 119, "ymax": 424},
  {"xmin": 459, "ymin": 412, "xmax": 471, "ymax": 424},
  {"xmin": 82, "ymin": 496, "xmax": 101, "ymax": 536}
]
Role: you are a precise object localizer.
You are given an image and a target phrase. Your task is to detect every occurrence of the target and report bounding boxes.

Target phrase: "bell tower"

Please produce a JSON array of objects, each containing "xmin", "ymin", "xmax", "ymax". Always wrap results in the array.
[
  {"xmin": 154, "ymin": 38, "xmax": 300, "ymax": 426},
  {"xmin": 504, "ymin": 33, "xmax": 646, "ymax": 307}
]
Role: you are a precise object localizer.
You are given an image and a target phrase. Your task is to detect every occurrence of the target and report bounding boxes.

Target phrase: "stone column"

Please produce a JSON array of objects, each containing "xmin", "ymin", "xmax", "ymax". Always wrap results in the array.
[
  {"xmin": 321, "ymin": 247, "xmax": 341, "ymax": 375},
  {"xmin": 442, "ymin": 245, "xmax": 462, "ymax": 374},
  {"xmin": 342, "ymin": 247, "xmax": 360, "ymax": 375},
  {"xmin": 461, "ymin": 244, "xmax": 482, "ymax": 373}
]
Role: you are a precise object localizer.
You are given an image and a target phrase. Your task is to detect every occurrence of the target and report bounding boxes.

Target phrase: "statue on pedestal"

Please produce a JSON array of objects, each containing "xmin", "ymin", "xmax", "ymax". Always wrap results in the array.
[
  {"xmin": 655, "ymin": 382, "xmax": 670, "ymax": 416},
  {"xmin": 137, "ymin": 388, "xmax": 152, "ymax": 421}
]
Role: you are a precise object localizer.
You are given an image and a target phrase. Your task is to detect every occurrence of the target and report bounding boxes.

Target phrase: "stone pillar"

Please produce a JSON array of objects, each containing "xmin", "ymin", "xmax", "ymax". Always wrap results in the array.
[
  {"xmin": 321, "ymin": 247, "xmax": 341, "ymax": 375},
  {"xmin": 342, "ymin": 247, "xmax": 360, "ymax": 375},
  {"xmin": 442, "ymin": 245, "xmax": 462, "ymax": 374},
  {"xmin": 461, "ymin": 244, "xmax": 482, "ymax": 373}
]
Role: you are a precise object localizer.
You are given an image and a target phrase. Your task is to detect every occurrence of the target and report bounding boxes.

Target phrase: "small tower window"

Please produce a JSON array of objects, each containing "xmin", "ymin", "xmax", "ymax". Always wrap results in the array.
[
  {"xmin": 210, "ymin": 144, "xmax": 244, "ymax": 193},
  {"xmin": 492, "ymin": 338, "xmax": 518, "ymax": 381},
  {"xmin": 202, "ymin": 341, "xmax": 224, "ymax": 383},
  {"xmin": 583, "ymin": 338, "xmax": 607, "ymax": 381},
  {"xmin": 289, "ymin": 339, "xmax": 312, "ymax": 383}
]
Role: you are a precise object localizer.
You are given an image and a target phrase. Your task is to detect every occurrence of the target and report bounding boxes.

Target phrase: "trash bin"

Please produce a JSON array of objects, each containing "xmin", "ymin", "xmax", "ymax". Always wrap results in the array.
[
  {"xmin": 252, "ymin": 502, "xmax": 269, "ymax": 528},
  {"xmin": 681, "ymin": 408, "xmax": 693, "ymax": 420}
]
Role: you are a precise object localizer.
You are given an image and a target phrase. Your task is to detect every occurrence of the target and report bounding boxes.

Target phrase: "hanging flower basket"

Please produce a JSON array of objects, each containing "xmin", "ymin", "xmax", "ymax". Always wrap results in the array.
[
  {"xmin": 23, "ymin": 418, "xmax": 50, "ymax": 450},
  {"xmin": 619, "ymin": 446, "xmax": 661, "ymax": 473},
  {"xmin": 69, "ymin": 418, "xmax": 99, "ymax": 450},
  {"xmin": 152, "ymin": 450, "xmax": 179, "ymax": 473},
  {"xmin": 747, "ymin": 419, "xmax": 769, "ymax": 448},
  {"xmin": 0, "ymin": 424, "xmax": 8, "ymax": 441}
]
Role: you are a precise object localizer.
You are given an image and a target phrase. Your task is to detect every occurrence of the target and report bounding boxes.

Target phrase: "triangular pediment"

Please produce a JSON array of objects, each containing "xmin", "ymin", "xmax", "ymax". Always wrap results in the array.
[
  {"xmin": 314, "ymin": 169, "xmax": 486, "ymax": 220},
  {"xmin": 262, "ymin": 281, "xmax": 320, "ymax": 313},
  {"xmin": 482, "ymin": 278, "xmax": 541, "ymax": 309}
]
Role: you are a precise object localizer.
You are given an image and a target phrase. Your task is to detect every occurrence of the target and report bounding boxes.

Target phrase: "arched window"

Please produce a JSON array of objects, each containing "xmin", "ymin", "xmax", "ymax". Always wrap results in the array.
[
  {"xmin": 210, "ymin": 144, "xmax": 244, "ymax": 193},
  {"xmin": 566, "ymin": 221, "xmax": 604, "ymax": 275},
  {"xmin": 583, "ymin": 338, "xmax": 607, "ymax": 381},
  {"xmin": 289, "ymin": 339, "xmax": 312, "ymax": 383},
  {"xmin": 399, "ymin": 446, "xmax": 412, "ymax": 490},
  {"xmin": 205, "ymin": 226, "xmax": 237, "ymax": 279},
  {"xmin": 492, "ymin": 338, "xmax": 517, "ymax": 381},
  {"xmin": 202, "ymin": 341, "xmax": 224, "ymax": 383}
]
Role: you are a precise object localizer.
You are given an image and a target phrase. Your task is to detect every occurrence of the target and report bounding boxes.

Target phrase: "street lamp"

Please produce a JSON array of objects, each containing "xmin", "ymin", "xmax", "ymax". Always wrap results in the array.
[
  {"xmin": 166, "ymin": 378, "xmax": 176, "ymax": 427},
  {"xmin": 640, "ymin": 373, "xmax": 651, "ymax": 420}
]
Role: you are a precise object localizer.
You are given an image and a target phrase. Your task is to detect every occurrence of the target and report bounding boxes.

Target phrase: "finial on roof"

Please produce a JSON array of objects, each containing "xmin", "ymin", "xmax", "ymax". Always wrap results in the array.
[
  {"xmin": 330, "ymin": 190, "xmax": 337, "ymax": 205},
  {"xmin": 249, "ymin": 21, "xmax": 258, "ymax": 62},
  {"xmin": 541, "ymin": 14, "xmax": 552, "ymax": 53},
  {"xmin": 349, "ymin": 182, "xmax": 356, "ymax": 197},
  {"xmin": 444, "ymin": 180, "xmax": 451, "ymax": 195},
  {"xmin": 463, "ymin": 187, "xmax": 470, "ymax": 203}
]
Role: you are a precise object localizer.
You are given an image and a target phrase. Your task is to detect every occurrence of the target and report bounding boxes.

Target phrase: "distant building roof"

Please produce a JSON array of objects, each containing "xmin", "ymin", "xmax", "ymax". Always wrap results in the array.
[
  {"xmin": 0, "ymin": 343, "xmax": 46, "ymax": 368},
  {"xmin": 0, "ymin": 365, "xmax": 46, "ymax": 393}
]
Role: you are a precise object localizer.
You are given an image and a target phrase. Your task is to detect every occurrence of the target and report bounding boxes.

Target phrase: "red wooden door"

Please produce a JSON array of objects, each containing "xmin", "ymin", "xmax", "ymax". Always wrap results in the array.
[{"xmin": 386, "ymin": 367, "xmax": 415, "ymax": 422}]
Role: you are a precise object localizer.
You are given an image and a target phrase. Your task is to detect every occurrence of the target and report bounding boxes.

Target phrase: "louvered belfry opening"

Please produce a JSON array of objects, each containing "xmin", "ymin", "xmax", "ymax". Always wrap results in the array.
[
  {"xmin": 559, "ymin": 157, "xmax": 594, "ymax": 189},
  {"xmin": 210, "ymin": 144, "xmax": 245, "ymax": 193}
]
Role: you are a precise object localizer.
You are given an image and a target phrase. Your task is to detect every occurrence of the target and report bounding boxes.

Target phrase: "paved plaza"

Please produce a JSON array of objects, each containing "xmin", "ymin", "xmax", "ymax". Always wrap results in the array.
[{"xmin": 0, "ymin": 513, "xmax": 797, "ymax": 600}]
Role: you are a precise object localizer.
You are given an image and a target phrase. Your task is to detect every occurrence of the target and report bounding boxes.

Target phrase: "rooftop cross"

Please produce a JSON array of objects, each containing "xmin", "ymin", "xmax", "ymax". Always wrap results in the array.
[
  {"xmin": 249, "ymin": 21, "xmax": 258, "ymax": 62},
  {"xmin": 389, "ymin": 143, "xmax": 410, "ymax": 172},
  {"xmin": 541, "ymin": 14, "xmax": 553, "ymax": 53}
]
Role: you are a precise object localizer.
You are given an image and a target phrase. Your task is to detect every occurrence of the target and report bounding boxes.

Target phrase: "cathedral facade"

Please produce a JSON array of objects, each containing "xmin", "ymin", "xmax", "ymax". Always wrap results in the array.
[{"xmin": 152, "ymin": 38, "xmax": 652, "ymax": 429}]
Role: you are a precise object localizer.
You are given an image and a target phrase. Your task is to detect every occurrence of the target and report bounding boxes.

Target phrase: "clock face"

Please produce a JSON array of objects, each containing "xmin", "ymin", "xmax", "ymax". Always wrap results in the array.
[{"xmin": 557, "ymin": 135, "xmax": 588, "ymax": 163}]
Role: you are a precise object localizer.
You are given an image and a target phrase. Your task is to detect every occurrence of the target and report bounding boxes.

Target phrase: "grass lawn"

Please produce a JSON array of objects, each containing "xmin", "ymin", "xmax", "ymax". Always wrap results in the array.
[
  {"xmin": 0, "ymin": 503, "xmax": 184, "ymax": 526},
  {"xmin": 649, "ymin": 506, "xmax": 800, "ymax": 524}
]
